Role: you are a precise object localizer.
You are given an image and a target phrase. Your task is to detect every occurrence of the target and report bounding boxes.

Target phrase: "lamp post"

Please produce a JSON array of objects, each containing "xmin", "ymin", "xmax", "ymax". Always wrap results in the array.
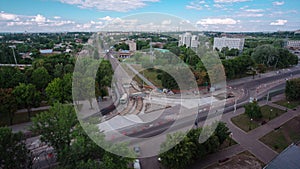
[
  {"xmin": 269, "ymin": 109, "xmax": 273, "ymax": 120},
  {"xmin": 249, "ymin": 118, "xmax": 253, "ymax": 130},
  {"xmin": 229, "ymin": 132, "xmax": 233, "ymax": 146},
  {"xmin": 9, "ymin": 45, "xmax": 17, "ymax": 65}
]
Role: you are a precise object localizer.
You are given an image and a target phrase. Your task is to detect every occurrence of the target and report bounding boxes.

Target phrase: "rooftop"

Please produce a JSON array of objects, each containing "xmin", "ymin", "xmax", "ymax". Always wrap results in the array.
[{"xmin": 264, "ymin": 143, "xmax": 300, "ymax": 169}]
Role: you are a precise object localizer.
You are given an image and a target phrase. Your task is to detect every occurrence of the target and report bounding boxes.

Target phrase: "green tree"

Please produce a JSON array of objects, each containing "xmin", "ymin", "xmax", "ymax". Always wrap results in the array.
[
  {"xmin": 285, "ymin": 78, "xmax": 300, "ymax": 101},
  {"xmin": 0, "ymin": 88, "xmax": 17, "ymax": 125},
  {"xmin": 0, "ymin": 127, "xmax": 32, "ymax": 169},
  {"xmin": 0, "ymin": 67, "xmax": 25, "ymax": 89},
  {"xmin": 215, "ymin": 122, "xmax": 230, "ymax": 144},
  {"xmin": 244, "ymin": 101, "xmax": 262, "ymax": 119},
  {"xmin": 46, "ymin": 73, "xmax": 72, "ymax": 104},
  {"xmin": 252, "ymin": 44, "xmax": 278, "ymax": 67},
  {"xmin": 159, "ymin": 123, "xmax": 230, "ymax": 169},
  {"xmin": 31, "ymin": 67, "xmax": 51, "ymax": 91},
  {"xmin": 159, "ymin": 132, "xmax": 196, "ymax": 169},
  {"xmin": 101, "ymin": 152, "xmax": 134, "ymax": 169},
  {"xmin": 53, "ymin": 63, "xmax": 64, "ymax": 78},
  {"xmin": 13, "ymin": 83, "xmax": 41, "ymax": 119},
  {"xmin": 31, "ymin": 103, "xmax": 77, "ymax": 160}
]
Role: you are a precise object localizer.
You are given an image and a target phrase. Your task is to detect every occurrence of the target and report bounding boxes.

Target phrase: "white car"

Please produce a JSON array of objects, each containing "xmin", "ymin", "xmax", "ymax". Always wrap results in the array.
[{"xmin": 133, "ymin": 159, "xmax": 141, "ymax": 169}]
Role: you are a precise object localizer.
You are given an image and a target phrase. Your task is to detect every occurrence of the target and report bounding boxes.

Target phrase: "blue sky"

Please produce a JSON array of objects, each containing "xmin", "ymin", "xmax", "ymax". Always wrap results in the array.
[{"xmin": 0, "ymin": 0, "xmax": 299, "ymax": 32}]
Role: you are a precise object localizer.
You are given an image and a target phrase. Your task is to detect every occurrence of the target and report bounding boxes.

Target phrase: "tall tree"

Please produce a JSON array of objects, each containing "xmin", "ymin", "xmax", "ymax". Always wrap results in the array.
[
  {"xmin": 0, "ymin": 88, "xmax": 17, "ymax": 125},
  {"xmin": 285, "ymin": 78, "xmax": 300, "ymax": 101},
  {"xmin": 31, "ymin": 103, "xmax": 77, "ymax": 160},
  {"xmin": 252, "ymin": 44, "xmax": 278, "ymax": 67},
  {"xmin": 45, "ymin": 73, "xmax": 72, "ymax": 104},
  {"xmin": 0, "ymin": 67, "xmax": 25, "ymax": 89},
  {"xmin": 244, "ymin": 101, "xmax": 262, "ymax": 119},
  {"xmin": 159, "ymin": 132, "xmax": 196, "ymax": 169},
  {"xmin": 0, "ymin": 127, "xmax": 32, "ymax": 169},
  {"xmin": 31, "ymin": 67, "xmax": 51, "ymax": 91},
  {"xmin": 13, "ymin": 83, "xmax": 41, "ymax": 119}
]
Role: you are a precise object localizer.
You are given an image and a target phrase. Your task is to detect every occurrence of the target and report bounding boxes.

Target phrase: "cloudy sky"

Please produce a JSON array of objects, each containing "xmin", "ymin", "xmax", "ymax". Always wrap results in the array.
[{"xmin": 0, "ymin": 0, "xmax": 299, "ymax": 32}]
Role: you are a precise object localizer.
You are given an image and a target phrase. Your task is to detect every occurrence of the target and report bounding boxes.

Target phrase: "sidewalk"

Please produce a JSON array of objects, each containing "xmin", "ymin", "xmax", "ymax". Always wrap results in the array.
[
  {"xmin": 16, "ymin": 106, "xmax": 50, "ymax": 114},
  {"xmin": 221, "ymin": 96, "xmax": 300, "ymax": 164}
]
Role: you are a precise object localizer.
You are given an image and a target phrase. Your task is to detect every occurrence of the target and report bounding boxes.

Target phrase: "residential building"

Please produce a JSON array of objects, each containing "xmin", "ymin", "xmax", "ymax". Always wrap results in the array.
[
  {"xmin": 213, "ymin": 37, "xmax": 245, "ymax": 51},
  {"xmin": 150, "ymin": 42, "xmax": 165, "ymax": 49},
  {"xmin": 286, "ymin": 40, "xmax": 300, "ymax": 49},
  {"xmin": 39, "ymin": 49, "xmax": 53, "ymax": 54},
  {"xmin": 179, "ymin": 32, "xmax": 199, "ymax": 48},
  {"xmin": 125, "ymin": 40, "xmax": 137, "ymax": 51},
  {"xmin": 118, "ymin": 50, "xmax": 132, "ymax": 58}
]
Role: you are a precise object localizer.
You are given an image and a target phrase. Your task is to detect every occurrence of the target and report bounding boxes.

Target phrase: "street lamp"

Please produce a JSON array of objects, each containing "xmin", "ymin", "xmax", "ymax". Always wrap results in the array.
[
  {"xmin": 269, "ymin": 109, "xmax": 273, "ymax": 120},
  {"xmin": 249, "ymin": 118, "xmax": 253, "ymax": 130},
  {"xmin": 229, "ymin": 132, "xmax": 233, "ymax": 146}
]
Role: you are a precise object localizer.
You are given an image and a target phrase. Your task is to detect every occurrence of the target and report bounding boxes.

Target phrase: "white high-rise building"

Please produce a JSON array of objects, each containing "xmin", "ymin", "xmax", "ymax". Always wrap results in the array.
[
  {"xmin": 179, "ymin": 32, "xmax": 199, "ymax": 48},
  {"xmin": 213, "ymin": 37, "xmax": 245, "ymax": 51},
  {"xmin": 125, "ymin": 40, "xmax": 137, "ymax": 51}
]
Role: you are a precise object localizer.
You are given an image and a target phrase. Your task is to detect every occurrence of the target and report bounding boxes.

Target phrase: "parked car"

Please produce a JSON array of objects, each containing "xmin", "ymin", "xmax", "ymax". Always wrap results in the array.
[{"xmin": 133, "ymin": 159, "xmax": 141, "ymax": 169}]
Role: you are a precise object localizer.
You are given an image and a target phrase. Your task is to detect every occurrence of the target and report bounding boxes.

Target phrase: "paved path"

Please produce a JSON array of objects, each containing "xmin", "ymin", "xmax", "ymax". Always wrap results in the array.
[
  {"xmin": 190, "ymin": 97, "xmax": 300, "ymax": 168},
  {"xmin": 16, "ymin": 106, "xmax": 50, "ymax": 114}
]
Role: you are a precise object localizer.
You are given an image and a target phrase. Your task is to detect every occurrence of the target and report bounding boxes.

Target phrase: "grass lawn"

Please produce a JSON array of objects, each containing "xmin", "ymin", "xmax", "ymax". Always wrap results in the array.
[
  {"xmin": 130, "ymin": 64, "xmax": 163, "ymax": 88},
  {"xmin": 260, "ymin": 115, "xmax": 300, "ymax": 153},
  {"xmin": 274, "ymin": 99, "xmax": 300, "ymax": 110},
  {"xmin": 141, "ymin": 69, "xmax": 163, "ymax": 88},
  {"xmin": 0, "ymin": 110, "xmax": 46, "ymax": 127},
  {"xmin": 231, "ymin": 105, "xmax": 286, "ymax": 132}
]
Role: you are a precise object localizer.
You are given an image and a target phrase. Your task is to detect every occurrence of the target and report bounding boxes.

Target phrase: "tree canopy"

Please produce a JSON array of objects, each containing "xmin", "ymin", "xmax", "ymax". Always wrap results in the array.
[
  {"xmin": 285, "ymin": 78, "xmax": 300, "ymax": 101},
  {"xmin": 0, "ymin": 127, "xmax": 32, "ymax": 169}
]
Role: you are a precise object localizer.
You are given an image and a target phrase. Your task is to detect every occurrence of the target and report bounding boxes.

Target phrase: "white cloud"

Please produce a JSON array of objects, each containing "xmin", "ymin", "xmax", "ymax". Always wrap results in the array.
[
  {"xmin": 186, "ymin": 5, "xmax": 203, "ymax": 10},
  {"xmin": 238, "ymin": 13, "xmax": 264, "ymax": 17},
  {"xmin": 58, "ymin": 0, "xmax": 160, "ymax": 12},
  {"xmin": 214, "ymin": 0, "xmax": 250, "ymax": 3},
  {"xmin": 161, "ymin": 20, "xmax": 172, "ymax": 25},
  {"xmin": 0, "ymin": 12, "xmax": 19, "ymax": 21},
  {"xmin": 186, "ymin": 0, "xmax": 210, "ymax": 10},
  {"xmin": 245, "ymin": 9, "xmax": 264, "ymax": 12},
  {"xmin": 99, "ymin": 16, "xmax": 114, "ymax": 21},
  {"xmin": 213, "ymin": 4, "xmax": 224, "ymax": 8},
  {"xmin": 272, "ymin": 1, "xmax": 284, "ymax": 6},
  {"xmin": 54, "ymin": 16, "xmax": 61, "ymax": 19},
  {"xmin": 197, "ymin": 18, "xmax": 238, "ymax": 25},
  {"xmin": 270, "ymin": 19, "xmax": 287, "ymax": 25},
  {"xmin": 31, "ymin": 14, "xmax": 46, "ymax": 23}
]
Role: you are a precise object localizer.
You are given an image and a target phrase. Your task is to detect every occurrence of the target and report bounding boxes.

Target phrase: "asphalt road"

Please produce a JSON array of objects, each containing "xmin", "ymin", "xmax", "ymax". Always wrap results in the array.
[{"xmin": 113, "ymin": 66, "xmax": 300, "ymax": 142}]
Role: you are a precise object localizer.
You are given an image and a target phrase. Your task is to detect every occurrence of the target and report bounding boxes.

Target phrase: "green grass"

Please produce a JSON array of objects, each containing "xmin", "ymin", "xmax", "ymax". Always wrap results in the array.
[
  {"xmin": 231, "ymin": 113, "xmax": 260, "ymax": 132},
  {"xmin": 141, "ymin": 69, "xmax": 163, "ymax": 88},
  {"xmin": 260, "ymin": 116, "xmax": 300, "ymax": 153},
  {"xmin": 231, "ymin": 105, "xmax": 286, "ymax": 132},
  {"xmin": 129, "ymin": 64, "xmax": 163, "ymax": 88},
  {"xmin": 274, "ymin": 99, "xmax": 300, "ymax": 109},
  {"xmin": 260, "ymin": 105, "xmax": 286, "ymax": 121}
]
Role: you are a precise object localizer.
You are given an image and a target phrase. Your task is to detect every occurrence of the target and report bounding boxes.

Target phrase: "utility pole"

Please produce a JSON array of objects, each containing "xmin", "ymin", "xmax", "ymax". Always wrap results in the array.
[{"xmin": 9, "ymin": 45, "xmax": 17, "ymax": 65}]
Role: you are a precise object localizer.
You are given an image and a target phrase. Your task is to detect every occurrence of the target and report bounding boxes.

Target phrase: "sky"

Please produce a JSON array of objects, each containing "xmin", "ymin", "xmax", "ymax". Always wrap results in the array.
[{"xmin": 0, "ymin": 0, "xmax": 299, "ymax": 32}]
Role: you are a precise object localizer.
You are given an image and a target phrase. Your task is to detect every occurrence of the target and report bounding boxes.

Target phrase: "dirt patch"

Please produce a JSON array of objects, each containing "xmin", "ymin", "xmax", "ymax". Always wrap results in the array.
[{"xmin": 205, "ymin": 151, "xmax": 263, "ymax": 169}]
